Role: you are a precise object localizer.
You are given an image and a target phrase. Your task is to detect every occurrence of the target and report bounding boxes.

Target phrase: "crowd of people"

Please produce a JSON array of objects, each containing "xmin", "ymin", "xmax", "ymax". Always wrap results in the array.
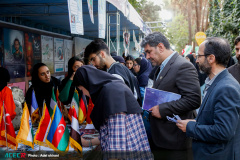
[{"xmin": 2, "ymin": 32, "xmax": 240, "ymax": 160}]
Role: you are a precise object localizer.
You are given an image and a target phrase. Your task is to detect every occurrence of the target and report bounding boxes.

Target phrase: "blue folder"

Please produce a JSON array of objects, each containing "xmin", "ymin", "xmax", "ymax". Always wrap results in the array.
[{"xmin": 143, "ymin": 88, "xmax": 181, "ymax": 111}]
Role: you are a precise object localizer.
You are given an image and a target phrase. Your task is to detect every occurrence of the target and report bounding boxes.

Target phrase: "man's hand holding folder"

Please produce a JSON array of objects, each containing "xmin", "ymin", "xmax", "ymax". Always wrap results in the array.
[
  {"xmin": 143, "ymin": 88, "xmax": 181, "ymax": 119},
  {"xmin": 149, "ymin": 105, "xmax": 161, "ymax": 118}
]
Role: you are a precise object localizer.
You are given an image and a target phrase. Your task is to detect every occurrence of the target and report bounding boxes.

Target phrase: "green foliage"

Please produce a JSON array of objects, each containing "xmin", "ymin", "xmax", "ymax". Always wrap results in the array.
[
  {"xmin": 209, "ymin": 0, "xmax": 214, "ymax": 22},
  {"xmin": 166, "ymin": 14, "xmax": 189, "ymax": 53},
  {"xmin": 140, "ymin": 2, "xmax": 161, "ymax": 21},
  {"xmin": 222, "ymin": 0, "xmax": 234, "ymax": 17},
  {"xmin": 128, "ymin": 0, "xmax": 147, "ymax": 12},
  {"xmin": 129, "ymin": 0, "xmax": 190, "ymax": 52},
  {"xmin": 213, "ymin": 0, "xmax": 220, "ymax": 27},
  {"xmin": 207, "ymin": 0, "xmax": 240, "ymax": 53},
  {"xmin": 129, "ymin": 0, "xmax": 161, "ymax": 21}
]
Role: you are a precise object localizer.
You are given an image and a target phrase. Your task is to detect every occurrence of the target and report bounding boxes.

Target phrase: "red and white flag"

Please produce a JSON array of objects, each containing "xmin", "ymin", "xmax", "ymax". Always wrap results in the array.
[
  {"xmin": 34, "ymin": 103, "xmax": 51, "ymax": 147},
  {"xmin": 0, "ymin": 103, "xmax": 18, "ymax": 150},
  {"xmin": 69, "ymin": 105, "xmax": 82, "ymax": 152}
]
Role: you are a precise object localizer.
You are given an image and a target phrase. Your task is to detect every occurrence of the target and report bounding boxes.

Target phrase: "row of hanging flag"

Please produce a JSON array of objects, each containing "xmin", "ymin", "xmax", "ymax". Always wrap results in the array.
[{"xmin": 0, "ymin": 87, "xmax": 94, "ymax": 153}]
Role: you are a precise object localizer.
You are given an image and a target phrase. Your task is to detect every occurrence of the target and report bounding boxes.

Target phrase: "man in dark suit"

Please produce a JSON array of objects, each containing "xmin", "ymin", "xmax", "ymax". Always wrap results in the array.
[
  {"xmin": 141, "ymin": 32, "xmax": 201, "ymax": 160},
  {"xmin": 228, "ymin": 36, "xmax": 240, "ymax": 83},
  {"xmin": 177, "ymin": 37, "xmax": 240, "ymax": 160}
]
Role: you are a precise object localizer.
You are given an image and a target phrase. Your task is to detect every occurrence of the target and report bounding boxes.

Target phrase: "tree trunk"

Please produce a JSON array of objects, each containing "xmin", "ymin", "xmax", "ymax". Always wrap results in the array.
[
  {"xmin": 187, "ymin": 0, "xmax": 192, "ymax": 44},
  {"xmin": 193, "ymin": 41, "xmax": 196, "ymax": 52},
  {"xmin": 201, "ymin": 0, "xmax": 207, "ymax": 31},
  {"xmin": 204, "ymin": 0, "xmax": 210, "ymax": 31},
  {"xmin": 199, "ymin": 0, "xmax": 203, "ymax": 31},
  {"xmin": 194, "ymin": 0, "xmax": 200, "ymax": 31}
]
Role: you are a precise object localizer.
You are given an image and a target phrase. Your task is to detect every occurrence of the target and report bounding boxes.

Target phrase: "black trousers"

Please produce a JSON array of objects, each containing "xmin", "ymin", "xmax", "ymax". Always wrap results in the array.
[{"xmin": 149, "ymin": 139, "xmax": 193, "ymax": 160}]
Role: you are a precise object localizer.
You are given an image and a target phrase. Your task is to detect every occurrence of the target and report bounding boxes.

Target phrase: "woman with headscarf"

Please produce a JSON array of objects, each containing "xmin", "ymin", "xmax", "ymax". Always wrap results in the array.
[
  {"xmin": 185, "ymin": 54, "xmax": 196, "ymax": 66},
  {"xmin": 186, "ymin": 53, "xmax": 208, "ymax": 87},
  {"xmin": 25, "ymin": 63, "xmax": 61, "ymax": 115},
  {"xmin": 125, "ymin": 55, "xmax": 136, "ymax": 75},
  {"xmin": 58, "ymin": 57, "xmax": 84, "ymax": 105},
  {"xmin": 112, "ymin": 55, "xmax": 125, "ymax": 65},
  {"xmin": 133, "ymin": 57, "xmax": 153, "ymax": 100},
  {"xmin": 73, "ymin": 66, "xmax": 152, "ymax": 159},
  {"xmin": 0, "ymin": 67, "xmax": 16, "ymax": 120}
]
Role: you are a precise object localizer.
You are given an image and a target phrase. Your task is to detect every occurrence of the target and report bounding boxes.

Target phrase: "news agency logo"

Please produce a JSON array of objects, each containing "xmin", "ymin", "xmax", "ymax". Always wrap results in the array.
[{"xmin": 5, "ymin": 153, "xmax": 26, "ymax": 158}]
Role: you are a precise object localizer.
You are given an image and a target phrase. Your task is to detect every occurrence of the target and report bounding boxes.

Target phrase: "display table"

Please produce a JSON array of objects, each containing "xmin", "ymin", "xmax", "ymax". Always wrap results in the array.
[{"xmin": 1, "ymin": 124, "xmax": 101, "ymax": 159}]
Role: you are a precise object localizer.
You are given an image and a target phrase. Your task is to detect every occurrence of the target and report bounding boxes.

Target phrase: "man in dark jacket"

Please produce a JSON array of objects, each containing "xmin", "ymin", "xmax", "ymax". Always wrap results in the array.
[
  {"xmin": 177, "ymin": 37, "xmax": 240, "ymax": 160},
  {"xmin": 228, "ymin": 36, "xmax": 240, "ymax": 83},
  {"xmin": 141, "ymin": 32, "xmax": 201, "ymax": 160}
]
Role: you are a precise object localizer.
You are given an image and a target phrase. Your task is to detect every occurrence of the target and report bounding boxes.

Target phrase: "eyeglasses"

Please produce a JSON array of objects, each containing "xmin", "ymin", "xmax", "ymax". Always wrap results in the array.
[
  {"xmin": 89, "ymin": 54, "xmax": 98, "ymax": 63},
  {"xmin": 133, "ymin": 64, "xmax": 139, "ymax": 67},
  {"xmin": 196, "ymin": 54, "xmax": 211, "ymax": 59}
]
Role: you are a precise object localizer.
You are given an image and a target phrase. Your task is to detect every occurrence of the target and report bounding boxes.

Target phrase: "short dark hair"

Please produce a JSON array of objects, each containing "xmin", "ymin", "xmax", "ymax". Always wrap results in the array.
[
  {"xmin": 204, "ymin": 37, "xmax": 230, "ymax": 67},
  {"xmin": 234, "ymin": 36, "xmax": 240, "ymax": 45},
  {"xmin": 141, "ymin": 32, "xmax": 170, "ymax": 49},
  {"xmin": 84, "ymin": 39, "xmax": 109, "ymax": 61},
  {"xmin": 14, "ymin": 38, "xmax": 20, "ymax": 45}
]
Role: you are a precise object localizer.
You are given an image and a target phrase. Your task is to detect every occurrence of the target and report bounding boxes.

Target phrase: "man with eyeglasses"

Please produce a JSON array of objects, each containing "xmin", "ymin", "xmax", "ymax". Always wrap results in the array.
[
  {"xmin": 84, "ymin": 39, "xmax": 142, "ymax": 105},
  {"xmin": 141, "ymin": 32, "xmax": 201, "ymax": 160},
  {"xmin": 228, "ymin": 36, "xmax": 240, "ymax": 83},
  {"xmin": 177, "ymin": 37, "xmax": 240, "ymax": 160}
]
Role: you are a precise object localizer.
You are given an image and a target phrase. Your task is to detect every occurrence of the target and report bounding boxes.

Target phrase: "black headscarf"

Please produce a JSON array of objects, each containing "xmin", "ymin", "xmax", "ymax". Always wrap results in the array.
[
  {"xmin": 60, "ymin": 57, "xmax": 83, "ymax": 105},
  {"xmin": 26, "ymin": 63, "xmax": 60, "ymax": 112},
  {"xmin": 186, "ymin": 54, "xmax": 196, "ymax": 66},
  {"xmin": 112, "ymin": 56, "xmax": 125, "ymax": 64},
  {"xmin": 0, "ymin": 67, "xmax": 10, "ymax": 91},
  {"xmin": 136, "ymin": 57, "xmax": 152, "ymax": 87},
  {"xmin": 73, "ymin": 65, "xmax": 142, "ymax": 130},
  {"xmin": 108, "ymin": 62, "xmax": 142, "ymax": 105},
  {"xmin": 139, "ymin": 52, "xmax": 146, "ymax": 58},
  {"xmin": 186, "ymin": 54, "xmax": 207, "ymax": 86}
]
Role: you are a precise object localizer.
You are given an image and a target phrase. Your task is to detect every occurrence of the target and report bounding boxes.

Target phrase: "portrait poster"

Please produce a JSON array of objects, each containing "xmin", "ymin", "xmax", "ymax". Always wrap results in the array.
[
  {"xmin": 54, "ymin": 38, "xmax": 64, "ymax": 62},
  {"xmin": 87, "ymin": 0, "xmax": 94, "ymax": 24},
  {"xmin": 68, "ymin": 0, "xmax": 84, "ymax": 35},
  {"xmin": 41, "ymin": 35, "xmax": 54, "ymax": 73},
  {"xmin": 64, "ymin": 39, "xmax": 73, "ymax": 72},
  {"xmin": 4, "ymin": 28, "xmax": 25, "ymax": 65},
  {"xmin": 8, "ymin": 81, "xmax": 26, "ymax": 96},
  {"xmin": 24, "ymin": 32, "xmax": 41, "ymax": 77},
  {"xmin": 55, "ymin": 63, "xmax": 64, "ymax": 72},
  {"xmin": 4, "ymin": 28, "xmax": 25, "ymax": 78},
  {"xmin": 98, "ymin": 0, "xmax": 106, "ymax": 39}
]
